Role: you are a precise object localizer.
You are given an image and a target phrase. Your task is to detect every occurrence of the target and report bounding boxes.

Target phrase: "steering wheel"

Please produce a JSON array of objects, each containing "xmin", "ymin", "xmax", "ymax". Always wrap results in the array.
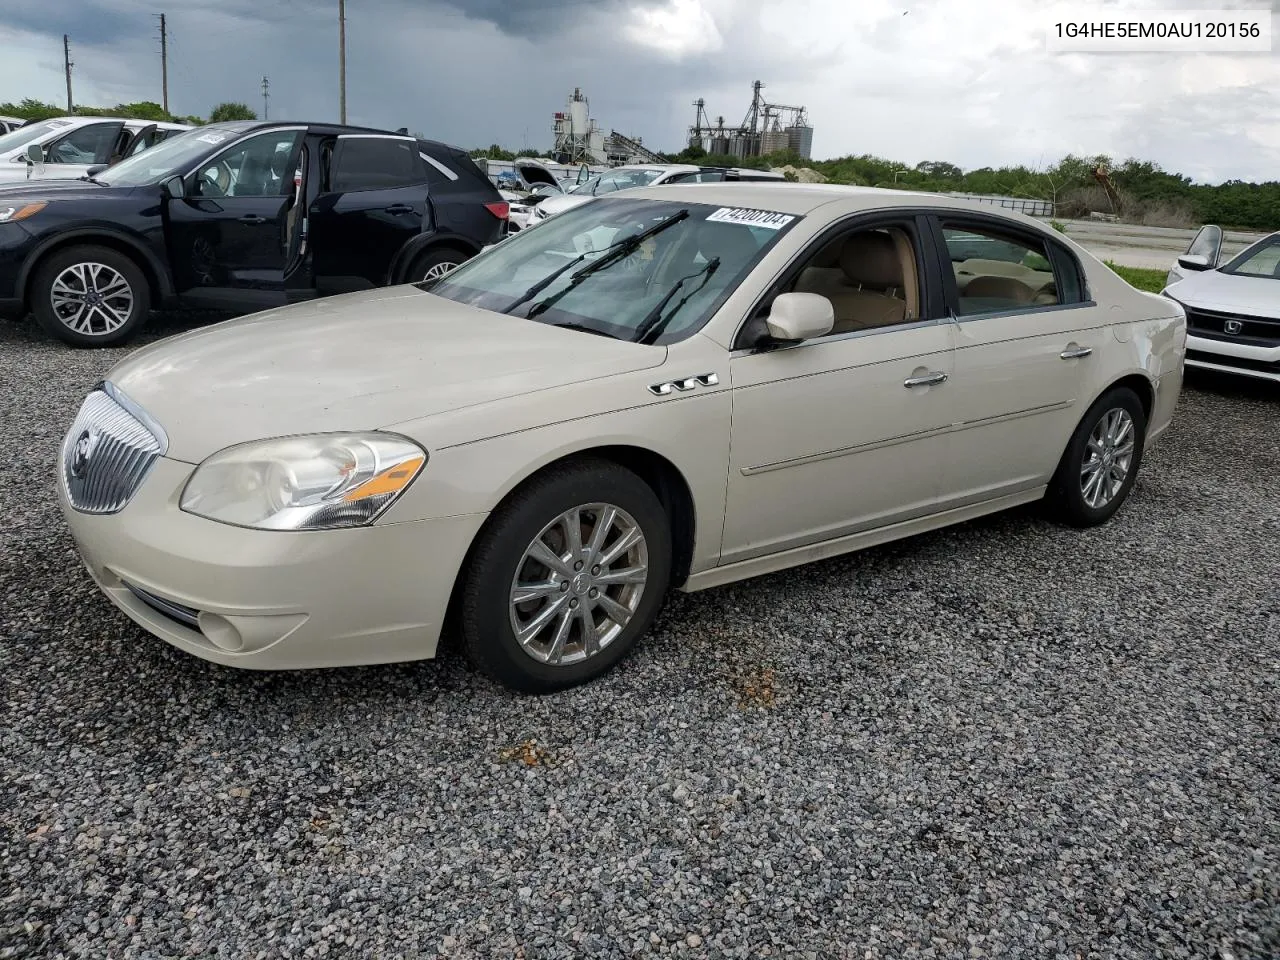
[{"xmin": 197, "ymin": 162, "xmax": 233, "ymax": 198}]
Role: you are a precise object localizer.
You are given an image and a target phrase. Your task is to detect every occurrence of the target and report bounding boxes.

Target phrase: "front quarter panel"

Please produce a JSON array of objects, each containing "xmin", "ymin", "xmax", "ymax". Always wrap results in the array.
[{"xmin": 379, "ymin": 334, "xmax": 733, "ymax": 575}]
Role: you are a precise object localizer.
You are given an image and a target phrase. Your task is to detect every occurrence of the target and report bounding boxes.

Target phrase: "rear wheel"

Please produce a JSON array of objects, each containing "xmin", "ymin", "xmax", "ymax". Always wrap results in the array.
[
  {"xmin": 32, "ymin": 245, "xmax": 150, "ymax": 347},
  {"xmin": 409, "ymin": 248, "xmax": 466, "ymax": 284},
  {"xmin": 459, "ymin": 459, "xmax": 672, "ymax": 693},
  {"xmin": 1045, "ymin": 386, "xmax": 1147, "ymax": 527}
]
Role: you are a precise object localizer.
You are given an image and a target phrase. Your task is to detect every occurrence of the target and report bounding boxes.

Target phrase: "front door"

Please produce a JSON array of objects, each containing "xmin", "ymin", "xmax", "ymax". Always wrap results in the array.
[
  {"xmin": 931, "ymin": 216, "xmax": 1107, "ymax": 507},
  {"xmin": 164, "ymin": 128, "xmax": 304, "ymax": 310},
  {"xmin": 721, "ymin": 218, "xmax": 955, "ymax": 565},
  {"xmin": 33, "ymin": 121, "xmax": 124, "ymax": 180},
  {"xmin": 309, "ymin": 134, "xmax": 428, "ymax": 292}
]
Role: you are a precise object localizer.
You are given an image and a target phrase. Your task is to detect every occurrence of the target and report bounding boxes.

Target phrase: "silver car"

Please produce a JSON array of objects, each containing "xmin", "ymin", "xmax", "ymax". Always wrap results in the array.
[{"xmin": 57, "ymin": 184, "xmax": 1186, "ymax": 692}]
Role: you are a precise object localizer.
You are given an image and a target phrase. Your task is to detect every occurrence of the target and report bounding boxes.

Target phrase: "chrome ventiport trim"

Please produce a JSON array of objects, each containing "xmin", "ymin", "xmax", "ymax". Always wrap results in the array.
[{"xmin": 648, "ymin": 372, "xmax": 719, "ymax": 396}]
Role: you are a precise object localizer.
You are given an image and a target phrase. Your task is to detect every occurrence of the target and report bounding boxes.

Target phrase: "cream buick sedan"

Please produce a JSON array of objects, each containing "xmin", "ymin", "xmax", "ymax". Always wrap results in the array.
[{"xmin": 58, "ymin": 184, "xmax": 1186, "ymax": 692}]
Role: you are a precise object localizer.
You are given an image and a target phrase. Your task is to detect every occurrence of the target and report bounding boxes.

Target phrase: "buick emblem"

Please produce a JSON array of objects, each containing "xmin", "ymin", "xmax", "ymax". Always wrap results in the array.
[
  {"xmin": 1223, "ymin": 319, "xmax": 1243, "ymax": 335},
  {"xmin": 70, "ymin": 428, "xmax": 98, "ymax": 480}
]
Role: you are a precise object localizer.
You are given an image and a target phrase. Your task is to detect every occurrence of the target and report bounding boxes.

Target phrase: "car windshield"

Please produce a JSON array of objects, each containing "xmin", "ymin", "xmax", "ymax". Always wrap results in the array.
[
  {"xmin": 96, "ymin": 125, "xmax": 248, "ymax": 186},
  {"xmin": 570, "ymin": 168, "xmax": 666, "ymax": 196},
  {"xmin": 1220, "ymin": 236, "xmax": 1280, "ymax": 279},
  {"xmin": 0, "ymin": 119, "xmax": 74, "ymax": 156},
  {"xmin": 426, "ymin": 197, "xmax": 798, "ymax": 345}
]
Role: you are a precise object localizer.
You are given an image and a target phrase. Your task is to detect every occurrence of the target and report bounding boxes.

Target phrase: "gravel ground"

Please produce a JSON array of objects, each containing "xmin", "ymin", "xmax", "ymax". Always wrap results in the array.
[{"xmin": 1, "ymin": 312, "xmax": 1277, "ymax": 960}]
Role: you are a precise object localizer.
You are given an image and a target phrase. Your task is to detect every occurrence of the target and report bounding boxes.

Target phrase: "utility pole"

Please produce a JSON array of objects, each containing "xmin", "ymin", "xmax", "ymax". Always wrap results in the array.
[
  {"xmin": 63, "ymin": 35, "xmax": 74, "ymax": 113},
  {"xmin": 157, "ymin": 14, "xmax": 169, "ymax": 115},
  {"xmin": 261, "ymin": 76, "xmax": 270, "ymax": 120},
  {"xmin": 338, "ymin": 0, "xmax": 347, "ymax": 123}
]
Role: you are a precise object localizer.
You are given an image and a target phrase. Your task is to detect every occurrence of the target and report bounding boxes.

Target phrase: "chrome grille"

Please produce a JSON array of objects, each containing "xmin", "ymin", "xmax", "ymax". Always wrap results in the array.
[{"xmin": 60, "ymin": 386, "xmax": 165, "ymax": 514}]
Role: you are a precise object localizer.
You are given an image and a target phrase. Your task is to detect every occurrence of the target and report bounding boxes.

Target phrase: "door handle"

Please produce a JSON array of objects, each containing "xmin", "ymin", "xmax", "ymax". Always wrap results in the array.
[
  {"xmin": 903, "ymin": 371, "xmax": 948, "ymax": 388},
  {"xmin": 238, "ymin": 214, "xmax": 268, "ymax": 225},
  {"xmin": 384, "ymin": 204, "xmax": 414, "ymax": 215},
  {"xmin": 1060, "ymin": 345, "xmax": 1093, "ymax": 359}
]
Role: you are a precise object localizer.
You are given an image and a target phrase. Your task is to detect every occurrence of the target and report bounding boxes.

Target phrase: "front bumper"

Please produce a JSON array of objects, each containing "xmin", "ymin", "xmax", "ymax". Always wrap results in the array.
[
  {"xmin": 58, "ymin": 456, "xmax": 488, "ymax": 669},
  {"xmin": 1185, "ymin": 333, "xmax": 1280, "ymax": 383}
]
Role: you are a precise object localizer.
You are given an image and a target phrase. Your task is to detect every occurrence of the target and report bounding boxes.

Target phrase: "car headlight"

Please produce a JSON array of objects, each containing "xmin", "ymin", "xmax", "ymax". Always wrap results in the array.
[
  {"xmin": 180, "ymin": 433, "xmax": 426, "ymax": 531},
  {"xmin": 0, "ymin": 202, "xmax": 47, "ymax": 223}
]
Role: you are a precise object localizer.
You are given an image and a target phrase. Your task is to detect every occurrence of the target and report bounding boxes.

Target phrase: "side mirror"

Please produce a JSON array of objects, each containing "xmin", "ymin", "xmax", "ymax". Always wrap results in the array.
[
  {"xmin": 25, "ymin": 144, "xmax": 43, "ymax": 164},
  {"xmin": 1176, "ymin": 254, "xmax": 1211, "ymax": 272},
  {"xmin": 85, "ymin": 164, "xmax": 108, "ymax": 178},
  {"xmin": 161, "ymin": 175, "xmax": 186, "ymax": 200},
  {"xmin": 763, "ymin": 292, "xmax": 834, "ymax": 344}
]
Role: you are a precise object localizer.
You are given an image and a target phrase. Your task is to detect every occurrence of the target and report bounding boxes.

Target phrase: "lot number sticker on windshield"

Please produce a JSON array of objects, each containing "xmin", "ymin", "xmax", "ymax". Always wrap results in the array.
[
  {"xmin": 196, "ymin": 133, "xmax": 228, "ymax": 145},
  {"xmin": 706, "ymin": 207, "xmax": 795, "ymax": 230}
]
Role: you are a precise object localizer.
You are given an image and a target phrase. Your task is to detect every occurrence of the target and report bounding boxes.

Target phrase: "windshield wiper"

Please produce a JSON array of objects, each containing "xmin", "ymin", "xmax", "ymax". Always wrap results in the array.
[
  {"xmin": 632, "ymin": 257, "xmax": 721, "ymax": 345},
  {"xmin": 503, "ymin": 209, "xmax": 690, "ymax": 319},
  {"xmin": 548, "ymin": 321, "xmax": 622, "ymax": 339}
]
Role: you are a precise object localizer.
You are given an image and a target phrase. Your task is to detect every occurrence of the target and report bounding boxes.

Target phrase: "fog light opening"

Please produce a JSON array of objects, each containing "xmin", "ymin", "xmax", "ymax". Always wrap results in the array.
[{"xmin": 198, "ymin": 612, "xmax": 244, "ymax": 652}]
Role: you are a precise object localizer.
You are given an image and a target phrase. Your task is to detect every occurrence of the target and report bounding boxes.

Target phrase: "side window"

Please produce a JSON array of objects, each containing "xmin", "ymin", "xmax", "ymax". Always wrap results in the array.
[
  {"xmin": 418, "ymin": 150, "xmax": 460, "ymax": 189},
  {"xmin": 330, "ymin": 137, "xmax": 424, "ymax": 192},
  {"xmin": 192, "ymin": 130, "xmax": 302, "ymax": 198},
  {"xmin": 784, "ymin": 223, "xmax": 924, "ymax": 336},
  {"xmin": 940, "ymin": 223, "xmax": 1081, "ymax": 315},
  {"xmin": 47, "ymin": 123, "xmax": 123, "ymax": 165}
]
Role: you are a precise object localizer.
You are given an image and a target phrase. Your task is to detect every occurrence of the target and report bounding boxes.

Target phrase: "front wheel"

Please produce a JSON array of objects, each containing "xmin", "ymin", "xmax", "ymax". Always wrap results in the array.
[
  {"xmin": 459, "ymin": 459, "xmax": 672, "ymax": 693},
  {"xmin": 32, "ymin": 245, "xmax": 150, "ymax": 347},
  {"xmin": 1045, "ymin": 386, "xmax": 1147, "ymax": 527}
]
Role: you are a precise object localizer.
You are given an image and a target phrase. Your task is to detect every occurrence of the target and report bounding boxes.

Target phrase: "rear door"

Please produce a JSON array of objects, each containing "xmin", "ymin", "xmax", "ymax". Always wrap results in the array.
[
  {"xmin": 165, "ymin": 127, "xmax": 305, "ymax": 309},
  {"xmin": 928, "ymin": 214, "xmax": 1106, "ymax": 508},
  {"xmin": 119, "ymin": 124, "xmax": 159, "ymax": 162},
  {"xmin": 309, "ymin": 133, "xmax": 428, "ymax": 291}
]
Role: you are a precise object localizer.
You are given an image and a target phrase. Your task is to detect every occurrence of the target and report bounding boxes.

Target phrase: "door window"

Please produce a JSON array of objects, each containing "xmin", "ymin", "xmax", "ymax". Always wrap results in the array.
[
  {"xmin": 940, "ymin": 223, "xmax": 1081, "ymax": 316},
  {"xmin": 744, "ymin": 222, "xmax": 925, "ymax": 343},
  {"xmin": 46, "ymin": 123, "xmax": 123, "ymax": 165},
  {"xmin": 329, "ymin": 137, "xmax": 423, "ymax": 192},
  {"xmin": 193, "ymin": 130, "xmax": 302, "ymax": 198}
]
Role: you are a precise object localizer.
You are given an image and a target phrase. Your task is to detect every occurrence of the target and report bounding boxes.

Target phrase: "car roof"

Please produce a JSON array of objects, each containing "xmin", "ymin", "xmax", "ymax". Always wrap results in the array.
[{"xmin": 619, "ymin": 181, "xmax": 1056, "ymax": 225}]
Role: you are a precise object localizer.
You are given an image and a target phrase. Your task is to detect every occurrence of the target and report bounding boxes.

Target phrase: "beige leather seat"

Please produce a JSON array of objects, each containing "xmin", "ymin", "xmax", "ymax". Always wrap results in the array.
[
  {"xmin": 963, "ymin": 275, "xmax": 1035, "ymax": 304},
  {"xmin": 794, "ymin": 232, "xmax": 912, "ymax": 334}
]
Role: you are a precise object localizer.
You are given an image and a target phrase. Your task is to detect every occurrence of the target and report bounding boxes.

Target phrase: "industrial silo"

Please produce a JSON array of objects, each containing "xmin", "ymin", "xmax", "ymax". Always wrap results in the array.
[{"xmin": 787, "ymin": 125, "xmax": 814, "ymax": 159}]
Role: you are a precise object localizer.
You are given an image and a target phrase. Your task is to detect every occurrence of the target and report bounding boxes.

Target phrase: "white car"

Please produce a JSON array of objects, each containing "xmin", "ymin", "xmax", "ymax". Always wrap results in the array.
[
  {"xmin": 527, "ymin": 164, "xmax": 787, "ymax": 226},
  {"xmin": 1163, "ymin": 224, "xmax": 1280, "ymax": 382},
  {"xmin": 0, "ymin": 116, "xmax": 191, "ymax": 183},
  {"xmin": 56, "ymin": 184, "xmax": 1184, "ymax": 692},
  {"xmin": 0, "ymin": 116, "xmax": 25, "ymax": 135}
]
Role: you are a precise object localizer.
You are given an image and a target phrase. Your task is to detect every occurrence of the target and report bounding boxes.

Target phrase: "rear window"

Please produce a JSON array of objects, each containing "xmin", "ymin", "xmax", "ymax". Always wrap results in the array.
[{"xmin": 331, "ymin": 137, "xmax": 424, "ymax": 192}]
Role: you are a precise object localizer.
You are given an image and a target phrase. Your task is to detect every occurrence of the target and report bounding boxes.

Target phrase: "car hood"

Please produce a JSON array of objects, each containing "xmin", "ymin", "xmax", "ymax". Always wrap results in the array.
[
  {"xmin": 0, "ymin": 178, "xmax": 131, "ymax": 200},
  {"xmin": 1166, "ymin": 269, "xmax": 1280, "ymax": 320},
  {"xmin": 514, "ymin": 159, "xmax": 562, "ymax": 190},
  {"xmin": 106, "ymin": 286, "xmax": 665, "ymax": 463},
  {"xmin": 536, "ymin": 194, "xmax": 594, "ymax": 217}
]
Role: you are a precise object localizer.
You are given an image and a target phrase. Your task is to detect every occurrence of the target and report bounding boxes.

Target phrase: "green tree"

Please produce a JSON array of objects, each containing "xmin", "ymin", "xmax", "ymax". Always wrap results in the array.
[{"xmin": 208, "ymin": 102, "xmax": 257, "ymax": 122}]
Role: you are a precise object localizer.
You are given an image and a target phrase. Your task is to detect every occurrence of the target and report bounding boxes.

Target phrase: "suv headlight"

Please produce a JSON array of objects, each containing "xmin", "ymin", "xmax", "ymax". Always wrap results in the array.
[
  {"xmin": 0, "ymin": 202, "xmax": 47, "ymax": 223},
  {"xmin": 180, "ymin": 433, "xmax": 426, "ymax": 530}
]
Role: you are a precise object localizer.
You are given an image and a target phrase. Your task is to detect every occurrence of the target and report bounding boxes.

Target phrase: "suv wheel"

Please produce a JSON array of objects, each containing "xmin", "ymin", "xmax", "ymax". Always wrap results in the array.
[
  {"xmin": 410, "ymin": 248, "xmax": 465, "ymax": 283},
  {"xmin": 32, "ymin": 245, "xmax": 150, "ymax": 347}
]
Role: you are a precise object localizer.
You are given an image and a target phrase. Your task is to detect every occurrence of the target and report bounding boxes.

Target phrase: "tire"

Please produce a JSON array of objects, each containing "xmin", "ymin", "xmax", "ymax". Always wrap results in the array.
[
  {"xmin": 32, "ymin": 245, "xmax": 150, "ymax": 347},
  {"xmin": 408, "ymin": 247, "xmax": 466, "ymax": 284},
  {"xmin": 1045, "ymin": 386, "xmax": 1147, "ymax": 527},
  {"xmin": 459, "ymin": 458, "xmax": 672, "ymax": 693}
]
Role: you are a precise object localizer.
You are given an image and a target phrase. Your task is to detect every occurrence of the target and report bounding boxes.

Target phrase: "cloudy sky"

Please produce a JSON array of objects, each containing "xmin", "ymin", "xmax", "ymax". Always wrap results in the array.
[{"xmin": 2, "ymin": 0, "xmax": 1278, "ymax": 183}]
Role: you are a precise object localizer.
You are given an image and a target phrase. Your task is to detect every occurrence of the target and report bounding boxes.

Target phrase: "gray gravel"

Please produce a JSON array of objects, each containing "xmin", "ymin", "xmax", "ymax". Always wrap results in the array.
[{"xmin": 2, "ymin": 312, "xmax": 1278, "ymax": 959}]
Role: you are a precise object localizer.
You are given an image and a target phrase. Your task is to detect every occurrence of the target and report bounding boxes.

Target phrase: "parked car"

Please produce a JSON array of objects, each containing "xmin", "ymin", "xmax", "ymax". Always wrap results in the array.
[
  {"xmin": 1162, "ymin": 224, "xmax": 1279, "ymax": 382},
  {"xmin": 527, "ymin": 163, "xmax": 787, "ymax": 225},
  {"xmin": 0, "ymin": 116, "xmax": 26, "ymax": 135},
  {"xmin": 0, "ymin": 121, "xmax": 507, "ymax": 345},
  {"xmin": 0, "ymin": 116, "xmax": 192, "ymax": 184},
  {"xmin": 56, "ymin": 185, "xmax": 1185, "ymax": 692}
]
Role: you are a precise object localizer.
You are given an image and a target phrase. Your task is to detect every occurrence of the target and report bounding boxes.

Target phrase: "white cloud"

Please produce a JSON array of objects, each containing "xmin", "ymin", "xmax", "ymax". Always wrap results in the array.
[{"xmin": 625, "ymin": 0, "xmax": 725, "ymax": 57}]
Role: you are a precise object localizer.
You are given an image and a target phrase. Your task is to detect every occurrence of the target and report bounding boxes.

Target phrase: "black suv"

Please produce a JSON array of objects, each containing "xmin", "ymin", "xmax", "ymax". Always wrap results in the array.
[{"xmin": 0, "ymin": 121, "xmax": 508, "ymax": 345}]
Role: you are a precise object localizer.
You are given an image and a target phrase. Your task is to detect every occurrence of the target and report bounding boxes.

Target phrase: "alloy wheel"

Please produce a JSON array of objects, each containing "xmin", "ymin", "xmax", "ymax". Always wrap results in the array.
[
  {"xmin": 1080, "ymin": 407, "xmax": 1136, "ymax": 509},
  {"xmin": 50, "ymin": 262, "xmax": 135, "ymax": 337},
  {"xmin": 509, "ymin": 503, "xmax": 649, "ymax": 666},
  {"xmin": 423, "ymin": 261, "xmax": 458, "ymax": 282}
]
